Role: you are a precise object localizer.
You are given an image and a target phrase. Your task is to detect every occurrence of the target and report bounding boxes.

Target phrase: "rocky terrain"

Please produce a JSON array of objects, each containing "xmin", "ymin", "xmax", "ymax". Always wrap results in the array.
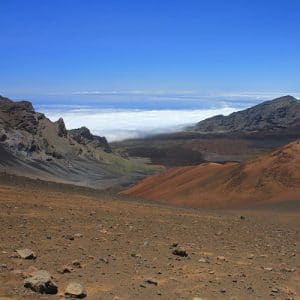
[
  {"xmin": 0, "ymin": 174, "xmax": 299, "ymax": 299},
  {"xmin": 0, "ymin": 96, "xmax": 157, "ymax": 189},
  {"xmin": 123, "ymin": 140, "xmax": 300, "ymax": 208},
  {"xmin": 192, "ymin": 95, "xmax": 300, "ymax": 134}
]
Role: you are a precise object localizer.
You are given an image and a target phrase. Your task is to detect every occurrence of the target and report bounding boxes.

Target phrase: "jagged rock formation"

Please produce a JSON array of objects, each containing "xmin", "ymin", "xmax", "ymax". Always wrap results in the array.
[
  {"xmin": 193, "ymin": 95, "xmax": 300, "ymax": 133},
  {"xmin": 69, "ymin": 126, "xmax": 111, "ymax": 153},
  {"xmin": 0, "ymin": 95, "xmax": 155, "ymax": 188},
  {"xmin": 0, "ymin": 95, "xmax": 112, "ymax": 161},
  {"xmin": 55, "ymin": 118, "xmax": 68, "ymax": 138}
]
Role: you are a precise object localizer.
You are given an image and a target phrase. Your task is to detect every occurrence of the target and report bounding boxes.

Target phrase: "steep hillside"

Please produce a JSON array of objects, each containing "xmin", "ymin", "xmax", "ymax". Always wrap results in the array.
[
  {"xmin": 0, "ymin": 96, "xmax": 157, "ymax": 188},
  {"xmin": 122, "ymin": 140, "xmax": 300, "ymax": 208},
  {"xmin": 193, "ymin": 95, "xmax": 300, "ymax": 133}
]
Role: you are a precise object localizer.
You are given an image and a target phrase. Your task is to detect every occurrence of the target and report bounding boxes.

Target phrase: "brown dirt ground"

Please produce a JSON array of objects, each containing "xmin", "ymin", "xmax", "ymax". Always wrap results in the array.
[{"xmin": 0, "ymin": 180, "xmax": 299, "ymax": 299}]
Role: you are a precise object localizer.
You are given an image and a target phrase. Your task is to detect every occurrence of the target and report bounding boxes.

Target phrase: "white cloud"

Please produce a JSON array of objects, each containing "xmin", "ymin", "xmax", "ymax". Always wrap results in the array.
[{"xmin": 43, "ymin": 107, "xmax": 238, "ymax": 142}]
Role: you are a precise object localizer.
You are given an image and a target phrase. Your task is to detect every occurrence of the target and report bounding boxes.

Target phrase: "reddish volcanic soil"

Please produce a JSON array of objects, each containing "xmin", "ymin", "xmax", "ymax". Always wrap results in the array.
[{"xmin": 122, "ymin": 141, "xmax": 300, "ymax": 209}]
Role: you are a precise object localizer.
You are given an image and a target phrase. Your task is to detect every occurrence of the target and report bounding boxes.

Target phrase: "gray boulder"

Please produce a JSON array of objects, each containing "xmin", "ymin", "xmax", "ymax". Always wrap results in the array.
[
  {"xmin": 24, "ymin": 270, "xmax": 57, "ymax": 294},
  {"xmin": 65, "ymin": 282, "xmax": 87, "ymax": 298}
]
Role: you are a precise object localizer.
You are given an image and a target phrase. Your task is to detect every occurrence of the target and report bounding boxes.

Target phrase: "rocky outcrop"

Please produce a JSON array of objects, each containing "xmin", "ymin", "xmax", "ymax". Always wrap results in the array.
[
  {"xmin": 0, "ymin": 95, "xmax": 34, "ymax": 111},
  {"xmin": 69, "ymin": 126, "xmax": 111, "ymax": 153},
  {"xmin": 0, "ymin": 95, "xmax": 112, "ymax": 160},
  {"xmin": 55, "ymin": 117, "xmax": 68, "ymax": 138},
  {"xmin": 0, "ymin": 95, "xmax": 44, "ymax": 135},
  {"xmin": 193, "ymin": 95, "xmax": 300, "ymax": 133}
]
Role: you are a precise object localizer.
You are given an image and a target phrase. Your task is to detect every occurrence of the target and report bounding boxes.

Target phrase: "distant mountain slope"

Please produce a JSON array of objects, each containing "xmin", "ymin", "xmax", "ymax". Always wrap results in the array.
[
  {"xmin": 192, "ymin": 95, "xmax": 300, "ymax": 133},
  {"xmin": 122, "ymin": 140, "xmax": 300, "ymax": 208},
  {"xmin": 0, "ymin": 95, "xmax": 157, "ymax": 188},
  {"xmin": 113, "ymin": 95, "xmax": 300, "ymax": 167}
]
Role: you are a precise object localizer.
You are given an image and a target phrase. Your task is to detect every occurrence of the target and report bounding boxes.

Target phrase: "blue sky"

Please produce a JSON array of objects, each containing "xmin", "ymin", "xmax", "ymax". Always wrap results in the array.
[{"xmin": 1, "ymin": 0, "xmax": 300, "ymax": 102}]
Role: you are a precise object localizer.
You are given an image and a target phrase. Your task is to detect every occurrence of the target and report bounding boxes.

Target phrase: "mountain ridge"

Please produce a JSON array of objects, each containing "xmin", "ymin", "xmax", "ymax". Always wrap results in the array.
[
  {"xmin": 0, "ymin": 95, "xmax": 156, "ymax": 188},
  {"xmin": 192, "ymin": 95, "xmax": 300, "ymax": 133}
]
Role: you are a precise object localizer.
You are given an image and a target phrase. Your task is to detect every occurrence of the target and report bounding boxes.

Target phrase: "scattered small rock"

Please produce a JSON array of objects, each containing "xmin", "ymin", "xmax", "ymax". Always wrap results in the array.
[
  {"xmin": 72, "ymin": 260, "xmax": 82, "ymax": 268},
  {"xmin": 172, "ymin": 246, "xmax": 188, "ymax": 257},
  {"xmin": 217, "ymin": 256, "xmax": 227, "ymax": 262},
  {"xmin": 59, "ymin": 265, "xmax": 74, "ymax": 274},
  {"xmin": 24, "ymin": 270, "xmax": 57, "ymax": 294},
  {"xmin": 99, "ymin": 257, "xmax": 109, "ymax": 264},
  {"xmin": 65, "ymin": 282, "xmax": 87, "ymax": 298},
  {"xmin": 74, "ymin": 233, "xmax": 83, "ymax": 239},
  {"xmin": 66, "ymin": 234, "xmax": 75, "ymax": 241},
  {"xmin": 145, "ymin": 279, "xmax": 158, "ymax": 286},
  {"xmin": 271, "ymin": 287, "xmax": 279, "ymax": 293},
  {"xmin": 16, "ymin": 249, "xmax": 36, "ymax": 259},
  {"xmin": 131, "ymin": 253, "xmax": 142, "ymax": 259}
]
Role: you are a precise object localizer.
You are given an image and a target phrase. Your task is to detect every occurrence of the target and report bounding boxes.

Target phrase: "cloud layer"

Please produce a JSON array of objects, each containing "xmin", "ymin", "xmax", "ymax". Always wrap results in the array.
[{"xmin": 43, "ymin": 107, "xmax": 238, "ymax": 142}]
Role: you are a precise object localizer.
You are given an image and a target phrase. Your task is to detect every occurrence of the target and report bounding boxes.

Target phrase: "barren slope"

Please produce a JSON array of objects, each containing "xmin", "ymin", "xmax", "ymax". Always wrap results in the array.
[
  {"xmin": 0, "ymin": 176, "xmax": 299, "ymax": 299},
  {"xmin": 122, "ymin": 141, "xmax": 300, "ymax": 208}
]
